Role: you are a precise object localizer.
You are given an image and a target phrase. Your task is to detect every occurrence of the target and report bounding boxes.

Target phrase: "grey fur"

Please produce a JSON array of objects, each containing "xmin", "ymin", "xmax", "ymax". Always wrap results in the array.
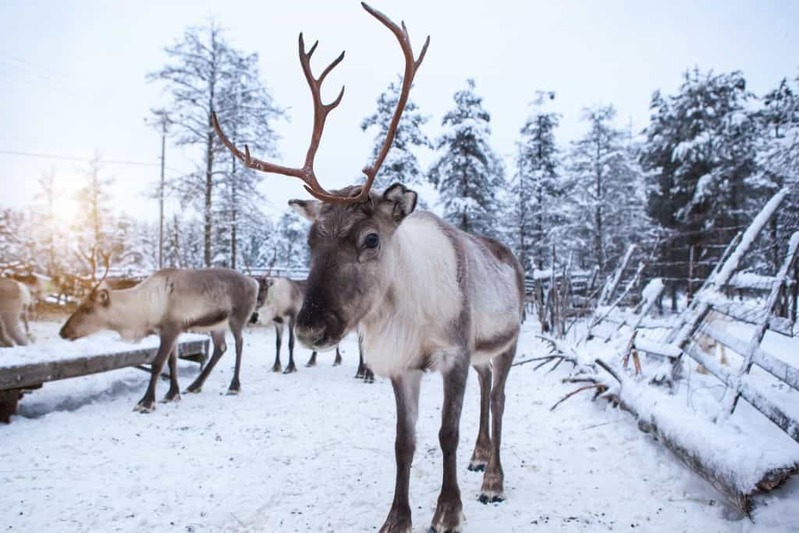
[
  {"xmin": 254, "ymin": 276, "xmax": 344, "ymax": 373},
  {"xmin": 290, "ymin": 182, "xmax": 524, "ymax": 533}
]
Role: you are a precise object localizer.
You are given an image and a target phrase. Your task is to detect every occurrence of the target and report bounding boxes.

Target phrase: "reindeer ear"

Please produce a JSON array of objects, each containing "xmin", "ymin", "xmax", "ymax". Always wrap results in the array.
[
  {"xmin": 381, "ymin": 183, "xmax": 417, "ymax": 222},
  {"xmin": 289, "ymin": 199, "xmax": 321, "ymax": 222},
  {"xmin": 95, "ymin": 289, "xmax": 110, "ymax": 307}
]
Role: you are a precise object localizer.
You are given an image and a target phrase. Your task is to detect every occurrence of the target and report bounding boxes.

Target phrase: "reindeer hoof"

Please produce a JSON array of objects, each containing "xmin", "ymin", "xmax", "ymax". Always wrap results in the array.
[
  {"xmin": 133, "ymin": 401, "xmax": 155, "ymax": 413},
  {"xmin": 305, "ymin": 362, "xmax": 316, "ymax": 368},
  {"xmin": 283, "ymin": 366, "xmax": 297, "ymax": 374},
  {"xmin": 271, "ymin": 365, "xmax": 282, "ymax": 373},
  {"xmin": 226, "ymin": 388, "xmax": 240, "ymax": 396},
  {"xmin": 185, "ymin": 384, "xmax": 202, "ymax": 394},
  {"xmin": 467, "ymin": 463, "xmax": 486, "ymax": 472},
  {"xmin": 478, "ymin": 493, "xmax": 505, "ymax": 504},
  {"xmin": 161, "ymin": 393, "xmax": 181, "ymax": 404}
]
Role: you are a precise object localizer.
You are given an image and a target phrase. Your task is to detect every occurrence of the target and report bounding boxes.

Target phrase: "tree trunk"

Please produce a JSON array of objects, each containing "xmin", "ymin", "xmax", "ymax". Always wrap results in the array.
[{"xmin": 204, "ymin": 124, "xmax": 214, "ymax": 267}]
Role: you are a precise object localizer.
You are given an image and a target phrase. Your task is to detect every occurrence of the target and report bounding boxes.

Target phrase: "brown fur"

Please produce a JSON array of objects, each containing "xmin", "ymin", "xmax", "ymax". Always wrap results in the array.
[
  {"xmin": 59, "ymin": 268, "xmax": 258, "ymax": 412},
  {"xmin": 0, "ymin": 278, "xmax": 29, "ymax": 347}
]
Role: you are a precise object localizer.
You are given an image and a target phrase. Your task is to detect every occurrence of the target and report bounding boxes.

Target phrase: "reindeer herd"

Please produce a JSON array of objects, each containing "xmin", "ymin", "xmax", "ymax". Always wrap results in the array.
[{"xmin": 2, "ymin": 5, "xmax": 526, "ymax": 532}]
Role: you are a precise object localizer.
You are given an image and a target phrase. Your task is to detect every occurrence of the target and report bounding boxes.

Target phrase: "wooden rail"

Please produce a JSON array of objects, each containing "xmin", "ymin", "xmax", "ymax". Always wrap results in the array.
[{"xmin": 0, "ymin": 337, "xmax": 210, "ymax": 423}]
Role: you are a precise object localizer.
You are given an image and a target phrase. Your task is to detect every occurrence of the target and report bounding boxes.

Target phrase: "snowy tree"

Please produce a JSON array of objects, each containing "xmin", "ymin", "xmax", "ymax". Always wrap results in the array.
[
  {"xmin": 641, "ymin": 69, "xmax": 760, "ymax": 297},
  {"xmin": 274, "ymin": 212, "xmax": 308, "ymax": 270},
  {"xmin": 757, "ymin": 72, "xmax": 799, "ymax": 269},
  {"xmin": 361, "ymin": 77, "xmax": 432, "ymax": 190},
  {"xmin": 565, "ymin": 105, "xmax": 647, "ymax": 274},
  {"xmin": 511, "ymin": 91, "xmax": 561, "ymax": 272},
  {"xmin": 72, "ymin": 156, "xmax": 115, "ymax": 279},
  {"xmin": 429, "ymin": 79, "xmax": 504, "ymax": 237},
  {"xmin": 238, "ymin": 211, "xmax": 275, "ymax": 273},
  {"xmin": 148, "ymin": 20, "xmax": 284, "ymax": 267},
  {"xmin": 163, "ymin": 214, "xmax": 204, "ymax": 269},
  {"xmin": 32, "ymin": 169, "xmax": 64, "ymax": 277}
]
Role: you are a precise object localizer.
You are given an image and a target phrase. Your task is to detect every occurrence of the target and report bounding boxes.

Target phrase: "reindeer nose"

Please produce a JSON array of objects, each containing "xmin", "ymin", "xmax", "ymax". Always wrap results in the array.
[
  {"xmin": 59, "ymin": 325, "xmax": 74, "ymax": 341},
  {"xmin": 295, "ymin": 323, "xmax": 326, "ymax": 349}
]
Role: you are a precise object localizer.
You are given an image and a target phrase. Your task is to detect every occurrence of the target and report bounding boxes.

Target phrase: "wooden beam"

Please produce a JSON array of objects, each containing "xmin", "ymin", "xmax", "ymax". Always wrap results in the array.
[{"xmin": 0, "ymin": 339, "xmax": 209, "ymax": 391}]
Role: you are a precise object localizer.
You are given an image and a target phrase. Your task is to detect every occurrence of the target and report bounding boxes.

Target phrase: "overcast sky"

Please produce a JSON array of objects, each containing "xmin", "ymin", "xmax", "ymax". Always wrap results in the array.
[{"xmin": 1, "ymin": 0, "xmax": 798, "ymax": 223}]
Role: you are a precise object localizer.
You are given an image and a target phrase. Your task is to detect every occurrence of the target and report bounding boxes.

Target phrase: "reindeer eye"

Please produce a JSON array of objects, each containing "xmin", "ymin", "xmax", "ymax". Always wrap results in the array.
[{"xmin": 364, "ymin": 233, "xmax": 380, "ymax": 249}]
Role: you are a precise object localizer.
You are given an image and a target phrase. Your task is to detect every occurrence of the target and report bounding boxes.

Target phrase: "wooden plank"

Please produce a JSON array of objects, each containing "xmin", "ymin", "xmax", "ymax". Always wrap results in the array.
[
  {"xmin": 683, "ymin": 343, "xmax": 799, "ymax": 442},
  {"xmin": 698, "ymin": 297, "xmax": 794, "ymax": 337},
  {"xmin": 702, "ymin": 324, "xmax": 799, "ymax": 391},
  {"xmin": 0, "ymin": 339, "xmax": 209, "ymax": 391},
  {"xmin": 0, "ymin": 389, "xmax": 22, "ymax": 423}
]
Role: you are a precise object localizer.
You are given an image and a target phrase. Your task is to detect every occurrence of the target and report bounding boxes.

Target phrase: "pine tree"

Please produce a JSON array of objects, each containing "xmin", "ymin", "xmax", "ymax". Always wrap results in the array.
[
  {"xmin": 33, "ymin": 169, "xmax": 62, "ymax": 277},
  {"xmin": 429, "ymin": 79, "xmax": 504, "ymax": 237},
  {"xmin": 361, "ymin": 77, "xmax": 432, "ymax": 190},
  {"xmin": 641, "ymin": 69, "xmax": 760, "ymax": 297},
  {"xmin": 511, "ymin": 91, "xmax": 561, "ymax": 272},
  {"xmin": 756, "ymin": 72, "xmax": 799, "ymax": 270},
  {"xmin": 148, "ymin": 20, "xmax": 284, "ymax": 267},
  {"xmin": 72, "ymin": 155, "xmax": 115, "ymax": 279},
  {"xmin": 565, "ymin": 105, "xmax": 646, "ymax": 273},
  {"xmin": 274, "ymin": 212, "xmax": 308, "ymax": 270}
]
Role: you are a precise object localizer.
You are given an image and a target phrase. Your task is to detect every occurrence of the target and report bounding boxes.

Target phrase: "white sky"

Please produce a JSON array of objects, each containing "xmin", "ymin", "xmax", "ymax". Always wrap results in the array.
[{"xmin": 1, "ymin": 0, "xmax": 798, "ymax": 223}]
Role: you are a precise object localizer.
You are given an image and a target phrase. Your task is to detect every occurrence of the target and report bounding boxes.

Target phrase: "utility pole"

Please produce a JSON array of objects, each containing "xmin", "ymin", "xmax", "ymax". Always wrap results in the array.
[
  {"xmin": 147, "ymin": 109, "xmax": 170, "ymax": 269},
  {"xmin": 158, "ymin": 117, "xmax": 167, "ymax": 269}
]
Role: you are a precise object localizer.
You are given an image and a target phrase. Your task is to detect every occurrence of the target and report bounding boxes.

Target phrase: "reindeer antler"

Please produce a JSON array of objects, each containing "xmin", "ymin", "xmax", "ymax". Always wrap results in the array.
[{"xmin": 213, "ymin": 2, "xmax": 429, "ymax": 205}]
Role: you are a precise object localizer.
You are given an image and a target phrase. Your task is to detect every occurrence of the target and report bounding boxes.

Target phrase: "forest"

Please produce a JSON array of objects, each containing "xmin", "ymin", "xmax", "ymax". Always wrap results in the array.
[{"xmin": 1, "ymin": 21, "xmax": 797, "ymax": 307}]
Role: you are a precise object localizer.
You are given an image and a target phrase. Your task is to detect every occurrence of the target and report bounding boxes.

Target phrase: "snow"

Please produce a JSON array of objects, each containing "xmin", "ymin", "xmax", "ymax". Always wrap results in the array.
[
  {"xmin": 1, "ymin": 320, "xmax": 798, "ymax": 532},
  {"xmin": 0, "ymin": 331, "xmax": 208, "ymax": 368}
]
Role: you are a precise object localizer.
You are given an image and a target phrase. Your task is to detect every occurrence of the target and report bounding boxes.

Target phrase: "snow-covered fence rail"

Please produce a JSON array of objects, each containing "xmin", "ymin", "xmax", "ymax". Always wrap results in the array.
[
  {"xmin": 534, "ymin": 188, "xmax": 799, "ymax": 516},
  {"xmin": 0, "ymin": 333, "xmax": 210, "ymax": 423}
]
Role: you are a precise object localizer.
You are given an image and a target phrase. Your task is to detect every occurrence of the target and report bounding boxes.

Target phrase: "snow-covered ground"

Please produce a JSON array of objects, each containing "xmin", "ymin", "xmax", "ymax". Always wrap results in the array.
[{"xmin": 1, "ymin": 320, "xmax": 797, "ymax": 532}]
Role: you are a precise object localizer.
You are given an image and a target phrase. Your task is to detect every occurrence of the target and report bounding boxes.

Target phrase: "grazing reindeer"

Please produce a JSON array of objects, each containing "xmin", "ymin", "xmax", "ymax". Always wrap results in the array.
[
  {"xmin": 9, "ymin": 273, "xmax": 47, "ymax": 321},
  {"xmin": 59, "ymin": 268, "xmax": 258, "ymax": 412},
  {"xmin": 214, "ymin": 4, "xmax": 522, "ymax": 531},
  {"xmin": 253, "ymin": 275, "xmax": 342, "ymax": 373},
  {"xmin": 0, "ymin": 278, "xmax": 30, "ymax": 347}
]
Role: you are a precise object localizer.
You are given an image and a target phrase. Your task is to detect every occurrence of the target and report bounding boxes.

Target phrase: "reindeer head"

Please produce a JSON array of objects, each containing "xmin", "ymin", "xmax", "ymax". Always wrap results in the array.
[
  {"xmin": 59, "ymin": 250, "xmax": 115, "ymax": 341},
  {"xmin": 289, "ymin": 183, "xmax": 417, "ymax": 349},
  {"xmin": 214, "ymin": 3, "xmax": 427, "ymax": 350},
  {"xmin": 59, "ymin": 285, "xmax": 113, "ymax": 340}
]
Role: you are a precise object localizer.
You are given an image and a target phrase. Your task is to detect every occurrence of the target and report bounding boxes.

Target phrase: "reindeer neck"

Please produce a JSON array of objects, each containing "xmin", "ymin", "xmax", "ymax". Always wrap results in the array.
[{"xmin": 107, "ymin": 282, "xmax": 164, "ymax": 341}]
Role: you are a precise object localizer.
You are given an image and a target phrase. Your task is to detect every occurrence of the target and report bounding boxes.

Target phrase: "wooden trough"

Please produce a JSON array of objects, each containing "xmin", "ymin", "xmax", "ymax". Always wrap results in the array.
[{"xmin": 0, "ymin": 335, "xmax": 210, "ymax": 423}]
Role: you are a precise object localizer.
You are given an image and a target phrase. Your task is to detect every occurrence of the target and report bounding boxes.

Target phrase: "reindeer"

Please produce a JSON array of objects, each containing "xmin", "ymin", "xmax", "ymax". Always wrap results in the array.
[
  {"xmin": 253, "ymin": 275, "xmax": 344, "ymax": 373},
  {"xmin": 0, "ymin": 278, "xmax": 30, "ymax": 347},
  {"xmin": 9, "ymin": 272, "xmax": 47, "ymax": 321},
  {"xmin": 213, "ymin": 4, "xmax": 523, "ymax": 532},
  {"xmin": 59, "ymin": 267, "xmax": 258, "ymax": 412}
]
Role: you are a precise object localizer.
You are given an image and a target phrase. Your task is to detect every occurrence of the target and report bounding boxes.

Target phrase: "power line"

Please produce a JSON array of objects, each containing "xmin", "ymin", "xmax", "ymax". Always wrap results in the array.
[{"xmin": 0, "ymin": 149, "xmax": 159, "ymax": 167}]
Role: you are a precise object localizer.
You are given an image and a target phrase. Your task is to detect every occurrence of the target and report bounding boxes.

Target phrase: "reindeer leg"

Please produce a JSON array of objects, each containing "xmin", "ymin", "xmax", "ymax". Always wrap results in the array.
[
  {"xmin": 430, "ymin": 355, "xmax": 468, "ymax": 533},
  {"xmin": 227, "ymin": 318, "xmax": 245, "ymax": 394},
  {"xmin": 355, "ymin": 347, "xmax": 366, "ymax": 379},
  {"xmin": 185, "ymin": 330, "xmax": 227, "ymax": 393},
  {"xmin": 0, "ymin": 317, "xmax": 13, "ymax": 347},
  {"xmin": 135, "ymin": 330, "xmax": 179, "ymax": 413},
  {"xmin": 468, "ymin": 364, "xmax": 492, "ymax": 472},
  {"xmin": 162, "ymin": 346, "xmax": 181, "ymax": 403},
  {"xmin": 479, "ymin": 343, "xmax": 516, "ymax": 504},
  {"xmin": 21, "ymin": 307, "xmax": 31, "ymax": 338},
  {"xmin": 333, "ymin": 345, "xmax": 342, "ymax": 366},
  {"xmin": 272, "ymin": 322, "xmax": 283, "ymax": 373},
  {"xmin": 306, "ymin": 351, "xmax": 318, "ymax": 367},
  {"xmin": 7, "ymin": 317, "xmax": 28, "ymax": 347},
  {"xmin": 379, "ymin": 371, "xmax": 422, "ymax": 533},
  {"xmin": 283, "ymin": 316, "xmax": 298, "ymax": 374}
]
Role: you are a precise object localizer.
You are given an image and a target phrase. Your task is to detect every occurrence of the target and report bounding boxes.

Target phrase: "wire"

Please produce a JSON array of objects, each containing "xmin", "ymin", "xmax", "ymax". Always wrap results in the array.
[{"xmin": 0, "ymin": 149, "xmax": 160, "ymax": 167}]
